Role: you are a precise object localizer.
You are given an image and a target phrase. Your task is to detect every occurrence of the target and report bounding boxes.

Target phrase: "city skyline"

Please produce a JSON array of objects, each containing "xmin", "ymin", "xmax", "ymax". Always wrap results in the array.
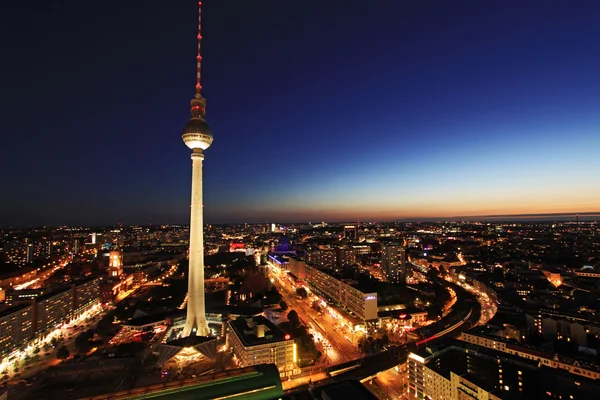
[{"xmin": 2, "ymin": 0, "xmax": 600, "ymax": 227}]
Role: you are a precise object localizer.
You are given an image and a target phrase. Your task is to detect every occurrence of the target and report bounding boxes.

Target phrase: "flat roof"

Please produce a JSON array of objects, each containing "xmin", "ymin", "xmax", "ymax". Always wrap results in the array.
[
  {"xmin": 36, "ymin": 286, "xmax": 72, "ymax": 302},
  {"xmin": 0, "ymin": 304, "xmax": 31, "ymax": 318},
  {"xmin": 229, "ymin": 315, "xmax": 289, "ymax": 347}
]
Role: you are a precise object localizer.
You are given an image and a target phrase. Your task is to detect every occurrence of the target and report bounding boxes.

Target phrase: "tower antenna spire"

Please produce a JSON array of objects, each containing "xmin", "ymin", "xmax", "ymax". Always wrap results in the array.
[{"xmin": 195, "ymin": 1, "xmax": 203, "ymax": 97}]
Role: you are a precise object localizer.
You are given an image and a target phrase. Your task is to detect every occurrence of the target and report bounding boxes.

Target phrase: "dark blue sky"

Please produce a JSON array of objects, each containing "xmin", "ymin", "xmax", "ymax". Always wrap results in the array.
[{"xmin": 2, "ymin": 0, "xmax": 599, "ymax": 227}]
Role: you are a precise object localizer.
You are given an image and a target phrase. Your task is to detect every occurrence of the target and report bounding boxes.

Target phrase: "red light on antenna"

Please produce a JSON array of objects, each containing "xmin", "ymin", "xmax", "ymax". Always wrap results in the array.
[{"xmin": 284, "ymin": 334, "xmax": 291, "ymax": 340}]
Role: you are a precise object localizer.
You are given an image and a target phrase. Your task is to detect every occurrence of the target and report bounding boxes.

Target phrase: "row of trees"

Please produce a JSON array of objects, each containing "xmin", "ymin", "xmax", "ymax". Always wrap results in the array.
[
  {"xmin": 358, "ymin": 334, "xmax": 390, "ymax": 355},
  {"xmin": 281, "ymin": 310, "xmax": 321, "ymax": 367}
]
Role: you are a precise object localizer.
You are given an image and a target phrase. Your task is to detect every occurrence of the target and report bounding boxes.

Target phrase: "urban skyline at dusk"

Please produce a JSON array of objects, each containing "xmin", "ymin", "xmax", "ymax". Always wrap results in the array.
[
  {"xmin": 2, "ymin": 2, "xmax": 600, "ymax": 399},
  {"xmin": 2, "ymin": 0, "xmax": 600, "ymax": 227}
]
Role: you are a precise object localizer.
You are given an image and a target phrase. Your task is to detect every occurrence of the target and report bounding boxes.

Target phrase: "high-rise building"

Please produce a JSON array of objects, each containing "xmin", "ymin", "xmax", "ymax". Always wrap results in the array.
[
  {"xmin": 343, "ymin": 225, "xmax": 357, "ymax": 240},
  {"xmin": 181, "ymin": 1, "xmax": 213, "ymax": 337},
  {"xmin": 381, "ymin": 243, "xmax": 406, "ymax": 283},
  {"xmin": 306, "ymin": 247, "xmax": 337, "ymax": 269},
  {"xmin": 337, "ymin": 247, "xmax": 356, "ymax": 268},
  {"xmin": 26, "ymin": 243, "xmax": 34, "ymax": 263}
]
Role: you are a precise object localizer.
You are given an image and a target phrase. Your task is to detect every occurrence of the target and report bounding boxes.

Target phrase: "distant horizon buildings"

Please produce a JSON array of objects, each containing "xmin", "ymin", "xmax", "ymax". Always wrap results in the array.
[{"xmin": 2, "ymin": 211, "xmax": 600, "ymax": 230}]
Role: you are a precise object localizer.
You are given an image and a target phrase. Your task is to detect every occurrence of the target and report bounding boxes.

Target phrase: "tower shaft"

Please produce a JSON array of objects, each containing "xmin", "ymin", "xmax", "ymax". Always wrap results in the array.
[{"xmin": 183, "ymin": 149, "xmax": 210, "ymax": 337}]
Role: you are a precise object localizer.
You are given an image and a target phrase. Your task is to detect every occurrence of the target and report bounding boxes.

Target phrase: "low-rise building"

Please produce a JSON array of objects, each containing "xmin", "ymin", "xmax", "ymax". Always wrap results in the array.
[{"xmin": 228, "ymin": 315, "xmax": 296, "ymax": 374}]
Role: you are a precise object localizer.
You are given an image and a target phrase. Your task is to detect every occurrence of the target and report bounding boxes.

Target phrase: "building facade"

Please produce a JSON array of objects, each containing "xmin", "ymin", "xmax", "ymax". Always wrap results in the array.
[
  {"xmin": 304, "ymin": 263, "xmax": 378, "ymax": 322},
  {"xmin": 0, "ymin": 305, "xmax": 34, "ymax": 358},
  {"xmin": 35, "ymin": 288, "xmax": 74, "ymax": 333},
  {"xmin": 73, "ymin": 277, "xmax": 101, "ymax": 318},
  {"xmin": 306, "ymin": 248, "xmax": 337, "ymax": 270}
]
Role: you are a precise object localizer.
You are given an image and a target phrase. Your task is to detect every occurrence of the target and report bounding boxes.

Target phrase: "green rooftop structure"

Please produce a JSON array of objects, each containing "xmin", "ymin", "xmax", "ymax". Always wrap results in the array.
[{"xmin": 78, "ymin": 364, "xmax": 283, "ymax": 400}]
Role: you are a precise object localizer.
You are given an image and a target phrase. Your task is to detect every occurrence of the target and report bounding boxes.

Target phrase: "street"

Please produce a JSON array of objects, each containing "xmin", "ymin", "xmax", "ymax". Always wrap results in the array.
[{"xmin": 269, "ymin": 270, "xmax": 362, "ymax": 365}]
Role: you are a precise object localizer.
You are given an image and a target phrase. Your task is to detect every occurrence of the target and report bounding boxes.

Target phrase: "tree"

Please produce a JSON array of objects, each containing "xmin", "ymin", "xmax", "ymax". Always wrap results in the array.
[
  {"xmin": 57, "ymin": 345, "xmax": 70, "ymax": 360},
  {"xmin": 33, "ymin": 347, "xmax": 40, "ymax": 355},
  {"xmin": 287, "ymin": 310, "xmax": 300, "ymax": 327},
  {"xmin": 296, "ymin": 287, "xmax": 308, "ymax": 298},
  {"xmin": 74, "ymin": 330, "xmax": 94, "ymax": 354},
  {"xmin": 50, "ymin": 337, "xmax": 59, "ymax": 347},
  {"xmin": 427, "ymin": 305, "xmax": 443, "ymax": 320},
  {"xmin": 380, "ymin": 334, "xmax": 390, "ymax": 347},
  {"xmin": 427, "ymin": 268, "xmax": 440, "ymax": 283},
  {"xmin": 264, "ymin": 288, "xmax": 282, "ymax": 305},
  {"xmin": 115, "ymin": 342, "xmax": 146, "ymax": 357},
  {"xmin": 279, "ymin": 301, "xmax": 288, "ymax": 311}
]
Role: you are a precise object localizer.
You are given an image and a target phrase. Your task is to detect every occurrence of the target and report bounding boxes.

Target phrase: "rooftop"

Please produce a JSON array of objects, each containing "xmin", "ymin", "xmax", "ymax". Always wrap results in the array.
[
  {"xmin": 0, "ymin": 304, "xmax": 31, "ymax": 319},
  {"xmin": 78, "ymin": 363, "xmax": 283, "ymax": 400},
  {"xmin": 229, "ymin": 315, "xmax": 290, "ymax": 347},
  {"xmin": 35, "ymin": 285, "xmax": 72, "ymax": 302}
]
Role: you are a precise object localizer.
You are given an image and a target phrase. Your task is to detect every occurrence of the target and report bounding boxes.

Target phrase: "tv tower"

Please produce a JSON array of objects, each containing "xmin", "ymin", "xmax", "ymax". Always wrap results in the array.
[{"xmin": 182, "ymin": 1, "xmax": 212, "ymax": 337}]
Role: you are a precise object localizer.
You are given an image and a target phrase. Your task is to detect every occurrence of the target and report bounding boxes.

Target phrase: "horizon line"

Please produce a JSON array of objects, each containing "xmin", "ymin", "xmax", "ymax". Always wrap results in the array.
[{"xmin": 2, "ymin": 211, "xmax": 599, "ymax": 230}]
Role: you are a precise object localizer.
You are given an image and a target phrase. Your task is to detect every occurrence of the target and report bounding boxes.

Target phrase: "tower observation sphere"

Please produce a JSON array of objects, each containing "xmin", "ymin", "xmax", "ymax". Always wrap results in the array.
[{"xmin": 182, "ymin": 95, "xmax": 213, "ymax": 150}]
